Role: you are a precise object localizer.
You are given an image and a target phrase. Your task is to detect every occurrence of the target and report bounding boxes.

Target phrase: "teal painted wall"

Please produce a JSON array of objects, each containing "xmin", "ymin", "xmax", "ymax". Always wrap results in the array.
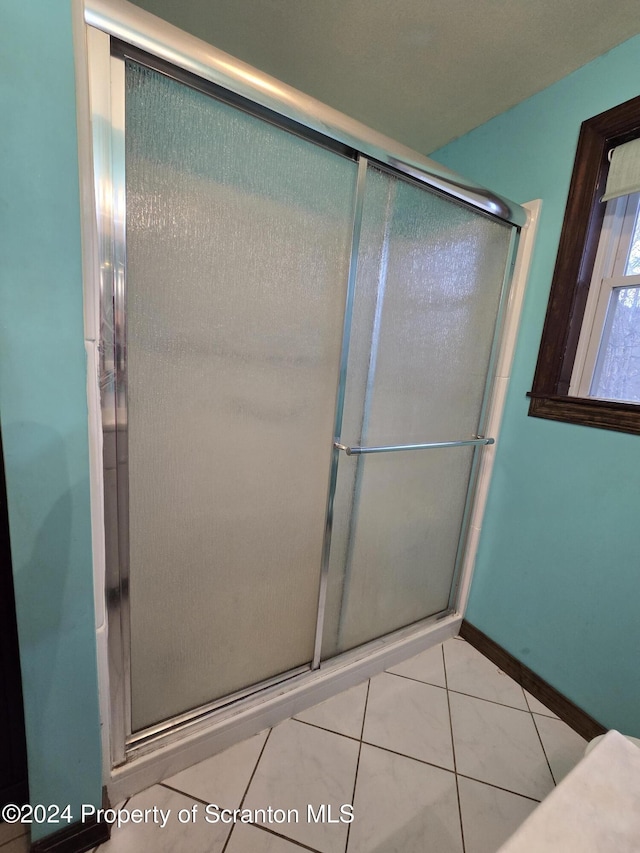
[
  {"xmin": 433, "ymin": 36, "xmax": 640, "ymax": 737},
  {"xmin": 2, "ymin": 4, "xmax": 638, "ymax": 841},
  {"xmin": 0, "ymin": 0, "xmax": 103, "ymax": 839}
]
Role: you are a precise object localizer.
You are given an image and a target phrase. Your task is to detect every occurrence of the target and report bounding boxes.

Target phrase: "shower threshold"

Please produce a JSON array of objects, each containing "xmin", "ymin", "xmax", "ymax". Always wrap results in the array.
[{"xmin": 108, "ymin": 611, "xmax": 460, "ymax": 804}]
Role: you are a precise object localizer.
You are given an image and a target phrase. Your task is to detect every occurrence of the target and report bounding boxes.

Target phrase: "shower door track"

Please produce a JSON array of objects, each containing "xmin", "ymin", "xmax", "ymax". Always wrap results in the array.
[
  {"xmin": 124, "ymin": 609, "xmax": 460, "ymax": 761},
  {"xmin": 83, "ymin": 0, "xmax": 526, "ymax": 776},
  {"xmin": 127, "ymin": 663, "xmax": 312, "ymax": 750}
]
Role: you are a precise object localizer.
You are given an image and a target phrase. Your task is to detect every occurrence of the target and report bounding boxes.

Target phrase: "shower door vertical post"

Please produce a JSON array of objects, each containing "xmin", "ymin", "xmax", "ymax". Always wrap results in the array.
[
  {"xmin": 336, "ymin": 180, "xmax": 396, "ymax": 652},
  {"xmin": 447, "ymin": 227, "xmax": 520, "ymax": 612},
  {"xmin": 312, "ymin": 156, "xmax": 368, "ymax": 670},
  {"xmin": 109, "ymin": 53, "xmax": 133, "ymax": 757},
  {"xmin": 89, "ymin": 28, "xmax": 131, "ymax": 767}
]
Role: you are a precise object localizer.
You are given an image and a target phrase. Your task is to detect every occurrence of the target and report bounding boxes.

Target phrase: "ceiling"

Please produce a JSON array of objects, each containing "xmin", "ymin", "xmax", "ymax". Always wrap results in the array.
[{"xmin": 130, "ymin": 0, "xmax": 640, "ymax": 154}]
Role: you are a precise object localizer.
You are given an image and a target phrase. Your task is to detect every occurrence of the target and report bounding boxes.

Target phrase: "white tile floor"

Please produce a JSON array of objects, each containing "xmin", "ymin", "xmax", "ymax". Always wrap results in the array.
[{"xmin": 0, "ymin": 637, "xmax": 588, "ymax": 853}]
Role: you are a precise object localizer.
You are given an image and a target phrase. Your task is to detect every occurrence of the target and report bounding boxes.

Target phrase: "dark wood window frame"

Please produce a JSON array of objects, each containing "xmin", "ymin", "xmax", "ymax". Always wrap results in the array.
[{"xmin": 528, "ymin": 93, "xmax": 640, "ymax": 434}]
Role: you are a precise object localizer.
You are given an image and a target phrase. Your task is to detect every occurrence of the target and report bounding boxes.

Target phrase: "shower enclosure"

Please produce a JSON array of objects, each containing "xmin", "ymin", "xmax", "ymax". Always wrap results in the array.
[{"xmin": 85, "ymin": 0, "xmax": 525, "ymax": 772}]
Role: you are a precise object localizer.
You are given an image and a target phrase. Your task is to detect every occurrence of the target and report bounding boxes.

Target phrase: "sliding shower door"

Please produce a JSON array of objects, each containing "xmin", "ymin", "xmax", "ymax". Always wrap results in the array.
[
  {"xmin": 121, "ymin": 59, "xmax": 358, "ymax": 731},
  {"xmin": 96, "ymin": 34, "xmax": 521, "ymax": 748},
  {"xmin": 321, "ymin": 165, "xmax": 514, "ymax": 657}
]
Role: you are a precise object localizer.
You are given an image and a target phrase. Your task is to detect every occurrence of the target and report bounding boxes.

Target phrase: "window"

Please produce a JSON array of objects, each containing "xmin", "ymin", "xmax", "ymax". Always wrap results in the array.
[
  {"xmin": 528, "ymin": 94, "xmax": 640, "ymax": 434},
  {"xmin": 571, "ymin": 191, "xmax": 640, "ymax": 402}
]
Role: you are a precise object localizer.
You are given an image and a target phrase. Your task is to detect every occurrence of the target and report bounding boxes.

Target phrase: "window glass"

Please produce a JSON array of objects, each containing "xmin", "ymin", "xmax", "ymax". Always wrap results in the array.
[
  {"xmin": 590, "ymin": 284, "xmax": 640, "ymax": 402},
  {"xmin": 625, "ymin": 206, "xmax": 640, "ymax": 275}
]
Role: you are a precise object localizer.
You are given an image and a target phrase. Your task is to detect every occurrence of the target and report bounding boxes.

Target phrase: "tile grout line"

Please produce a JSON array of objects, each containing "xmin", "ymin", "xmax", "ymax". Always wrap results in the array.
[
  {"xmin": 94, "ymin": 796, "xmax": 130, "ymax": 850},
  {"xmin": 522, "ymin": 690, "xmax": 534, "ymax": 715},
  {"xmin": 384, "ymin": 669, "xmax": 447, "ymax": 690},
  {"xmin": 359, "ymin": 680, "xmax": 370, "ymax": 741},
  {"xmin": 343, "ymin": 678, "xmax": 371, "ymax": 853},
  {"xmin": 443, "ymin": 642, "xmax": 466, "ymax": 853},
  {"xmin": 239, "ymin": 728, "xmax": 274, "ymax": 808},
  {"xmin": 221, "ymin": 727, "xmax": 274, "ymax": 853},
  {"xmin": 310, "ymin": 730, "xmax": 545, "ymax": 804},
  {"xmin": 530, "ymin": 711, "xmax": 558, "ymax": 786},
  {"xmin": 528, "ymin": 708, "xmax": 559, "ymax": 720},
  {"xmin": 520, "ymin": 681, "xmax": 558, "ymax": 780},
  {"xmin": 293, "ymin": 703, "xmax": 490, "ymax": 786},
  {"xmin": 523, "ymin": 689, "xmax": 559, "ymax": 721},
  {"xmin": 360, "ymin": 740, "xmax": 455, "ymax": 774},
  {"xmin": 455, "ymin": 773, "xmax": 542, "ymax": 804},
  {"xmin": 159, "ymin": 781, "xmax": 214, "ymax": 808},
  {"xmin": 443, "ymin": 687, "xmax": 532, "ymax": 713},
  {"xmin": 156, "ymin": 726, "xmax": 325, "ymax": 853},
  {"xmin": 384, "ymin": 669, "xmax": 534, "ymax": 714},
  {"xmin": 356, "ymin": 735, "xmax": 548, "ymax": 802},
  {"xmin": 293, "ymin": 716, "xmax": 361, "ymax": 743},
  {"xmin": 515, "ymin": 681, "xmax": 555, "ymax": 771},
  {"xmin": 468, "ymin": 640, "xmax": 561, "ymax": 722},
  {"xmin": 248, "ymin": 823, "xmax": 325, "ymax": 853},
  {"xmin": 443, "ymin": 652, "xmax": 552, "ymax": 803}
]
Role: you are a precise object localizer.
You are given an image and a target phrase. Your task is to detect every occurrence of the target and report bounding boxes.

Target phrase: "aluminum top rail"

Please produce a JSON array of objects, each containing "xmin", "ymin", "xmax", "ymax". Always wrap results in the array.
[{"xmin": 85, "ymin": 0, "xmax": 526, "ymax": 228}]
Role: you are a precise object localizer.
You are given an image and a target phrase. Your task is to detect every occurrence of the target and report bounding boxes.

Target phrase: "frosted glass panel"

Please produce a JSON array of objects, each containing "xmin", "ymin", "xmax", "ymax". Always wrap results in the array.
[
  {"xmin": 335, "ymin": 448, "xmax": 475, "ymax": 652},
  {"xmin": 356, "ymin": 168, "xmax": 512, "ymax": 445},
  {"xmin": 323, "ymin": 167, "xmax": 513, "ymax": 657},
  {"xmin": 124, "ymin": 62, "xmax": 356, "ymax": 730},
  {"xmin": 591, "ymin": 285, "xmax": 640, "ymax": 402}
]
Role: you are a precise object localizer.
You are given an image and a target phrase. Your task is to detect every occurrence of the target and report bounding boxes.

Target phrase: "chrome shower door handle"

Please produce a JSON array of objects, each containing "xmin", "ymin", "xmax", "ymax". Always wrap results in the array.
[{"xmin": 333, "ymin": 436, "xmax": 494, "ymax": 456}]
